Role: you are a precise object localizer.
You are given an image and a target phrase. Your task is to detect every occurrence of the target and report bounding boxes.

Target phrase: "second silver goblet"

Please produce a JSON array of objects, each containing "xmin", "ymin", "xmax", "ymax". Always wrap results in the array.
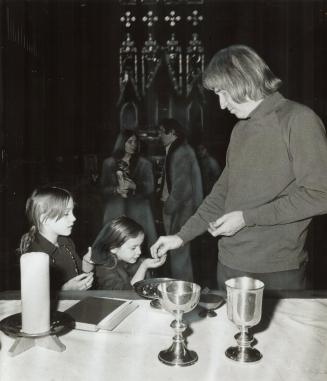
[
  {"xmin": 225, "ymin": 276, "xmax": 264, "ymax": 363},
  {"xmin": 158, "ymin": 280, "xmax": 201, "ymax": 366}
]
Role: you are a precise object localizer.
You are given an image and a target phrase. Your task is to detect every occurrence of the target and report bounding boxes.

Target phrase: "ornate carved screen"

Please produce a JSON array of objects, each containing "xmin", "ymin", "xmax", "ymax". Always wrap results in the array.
[{"xmin": 118, "ymin": 0, "xmax": 205, "ymax": 145}]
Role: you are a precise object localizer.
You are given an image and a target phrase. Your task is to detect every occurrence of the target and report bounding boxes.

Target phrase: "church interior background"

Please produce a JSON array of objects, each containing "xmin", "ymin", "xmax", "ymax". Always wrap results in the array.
[{"xmin": 1, "ymin": 0, "xmax": 327, "ymax": 290}]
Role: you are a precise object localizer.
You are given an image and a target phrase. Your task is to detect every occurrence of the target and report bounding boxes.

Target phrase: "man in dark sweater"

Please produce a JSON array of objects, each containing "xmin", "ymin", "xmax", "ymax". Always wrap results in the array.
[{"xmin": 151, "ymin": 45, "xmax": 327, "ymax": 290}]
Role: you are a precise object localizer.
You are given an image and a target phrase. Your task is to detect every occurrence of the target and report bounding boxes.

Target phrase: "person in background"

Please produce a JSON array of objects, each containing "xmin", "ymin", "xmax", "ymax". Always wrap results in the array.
[
  {"xmin": 196, "ymin": 143, "xmax": 222, "ymax": 197},
  {"xmin": 196, "ymin": 143, "xmax": 222, "ymax": 288},
  {"xmin": 151, "ymin": 44, "xmax": 327, "ymax": 290},
  {"xmin": 19, "ymin": 186, "xmax": 94, "ymax": 291},
  {"xmin": 100, "ymin": 129, "xmax": 157, "ymax": 253},
  {"xmin": 157, "ymin": 118, "xmax": 203, "ymax": 282},
  {"xmin": 91, "ymin": 216, "xmax": 166, "ymax": 290}
]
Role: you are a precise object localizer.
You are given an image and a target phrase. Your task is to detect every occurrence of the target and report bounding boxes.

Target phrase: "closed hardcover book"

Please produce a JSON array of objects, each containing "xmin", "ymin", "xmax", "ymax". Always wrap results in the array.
[{"xmin": 64, "ymin": 297, "xmax": 138, "ymax": 332}]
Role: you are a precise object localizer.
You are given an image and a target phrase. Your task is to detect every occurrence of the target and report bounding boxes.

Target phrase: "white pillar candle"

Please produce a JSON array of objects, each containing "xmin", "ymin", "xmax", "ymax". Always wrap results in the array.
[{"xmin": 20, "ymin": 252, "xmax": 50, "ymax": 334}]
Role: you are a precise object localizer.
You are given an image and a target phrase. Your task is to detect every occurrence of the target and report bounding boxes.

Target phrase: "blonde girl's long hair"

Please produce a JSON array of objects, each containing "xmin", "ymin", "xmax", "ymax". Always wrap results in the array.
[{"xmin": 19, "ymin": 186, "xmax": 72, "ymax": 254}]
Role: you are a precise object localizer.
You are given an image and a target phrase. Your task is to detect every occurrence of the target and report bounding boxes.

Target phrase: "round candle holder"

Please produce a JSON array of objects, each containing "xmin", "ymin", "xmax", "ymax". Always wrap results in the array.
[{"xmin": 0, "ymin": 311, "xmax": 73, "ymax": 356}]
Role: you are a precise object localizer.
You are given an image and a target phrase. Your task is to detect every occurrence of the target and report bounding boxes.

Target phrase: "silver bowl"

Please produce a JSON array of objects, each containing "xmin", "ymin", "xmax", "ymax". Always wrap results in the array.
[{"xmin": 133, "ymin": 277, "xmax": 173, "ymax": 309}]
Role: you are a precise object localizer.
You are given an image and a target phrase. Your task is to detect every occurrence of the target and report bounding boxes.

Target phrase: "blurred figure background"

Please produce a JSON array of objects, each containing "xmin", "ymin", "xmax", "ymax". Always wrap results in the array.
[
  {"xmin": 196, "ymin": 144, "xmax": 222, "ymax": 197},
  {"xmin": 196, "ymin": 143, "xmax": 222, "ymax": 288},
  {"xmin": 100, "ymin": 129, "xmax": 158, "ymax": 256},
  {"xmin": 157, "ymin": 118, "xmax": 203, "ymax": 282}
]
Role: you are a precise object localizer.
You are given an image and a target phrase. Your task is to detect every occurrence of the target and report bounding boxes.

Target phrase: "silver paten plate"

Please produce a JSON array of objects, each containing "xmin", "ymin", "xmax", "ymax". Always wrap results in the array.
[{"xmin": 133, "ymin": 277, "xmax": 173, "ymax": 300}]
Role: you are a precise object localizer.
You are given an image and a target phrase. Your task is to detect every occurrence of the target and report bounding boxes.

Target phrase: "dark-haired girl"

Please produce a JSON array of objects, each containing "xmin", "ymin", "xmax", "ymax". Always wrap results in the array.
[{"xmin": 92, "ymin": 216, "xmax": 165, "ymax": 290}]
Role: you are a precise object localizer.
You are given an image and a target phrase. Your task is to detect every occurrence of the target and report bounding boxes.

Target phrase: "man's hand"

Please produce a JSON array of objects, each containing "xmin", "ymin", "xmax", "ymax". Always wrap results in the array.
[
  {"xmin": 208, "ymin": 211, "xmax": 245, "ymax": 237},
  {"xmin": 150, "ymin": 235, "xmax": 183, "ymax": 258}
]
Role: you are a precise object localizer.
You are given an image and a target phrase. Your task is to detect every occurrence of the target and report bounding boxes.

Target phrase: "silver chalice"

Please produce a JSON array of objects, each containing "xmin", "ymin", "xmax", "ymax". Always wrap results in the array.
[
  {"xmin": 158, "ymin": 280, "xmax": 201, "ymax": 366},
  {"xmin": 225, "ymin": 277, "xmax": 264, "ymax": 362}
]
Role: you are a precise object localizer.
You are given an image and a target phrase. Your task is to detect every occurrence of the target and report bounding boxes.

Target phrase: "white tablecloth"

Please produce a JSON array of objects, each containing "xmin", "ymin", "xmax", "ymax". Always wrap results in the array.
[{"xmin": 0, "ymin": 298, "xmax": 327, "ymax": 381}]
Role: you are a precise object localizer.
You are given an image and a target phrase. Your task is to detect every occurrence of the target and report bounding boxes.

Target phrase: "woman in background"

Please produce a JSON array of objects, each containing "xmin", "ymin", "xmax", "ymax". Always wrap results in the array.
[
  {"xmin": 100, "ymin": 129, "xmax": 157, "ymax": 252},
  {"xmin": 19, "ymin": 186, "xmax": 94, "ymax": 290},
  {"xmin": 92, "ymin": 216, "xmax": 165, "ymax": 289}
]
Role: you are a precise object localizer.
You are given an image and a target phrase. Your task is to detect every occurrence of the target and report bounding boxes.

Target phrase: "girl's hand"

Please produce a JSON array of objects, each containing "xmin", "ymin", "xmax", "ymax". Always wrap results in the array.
[
  {"xmin": 130, "ymin": 256, "xmax": 166, "ymax": 286},
  {"xmin": 143, "ymin": 255, "xmax": 167, "ymax": 269},
  {"xmin": 82, "ymin": 247, "xmax": 95, "ymax": 273},
  {"xmin": 116, "ymin": 187, "xmax": 128, "ymax": 198},
  {"xmin": 125, "ymin": 178, "xmax": 136, "ymax": 190},
  {"xmin": 61, "ymin": 272, "xmax": 94, "ymax": 291},
  {"xmin": 117, "ymin": 177, "xmax": 129, "ymax": 198}
]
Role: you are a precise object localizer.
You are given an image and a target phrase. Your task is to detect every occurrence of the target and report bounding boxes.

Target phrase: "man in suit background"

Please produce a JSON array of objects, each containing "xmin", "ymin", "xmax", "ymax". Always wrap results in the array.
[{"xmin": 158, "ymin": 118, "xmax": 203, "ymax": 282}]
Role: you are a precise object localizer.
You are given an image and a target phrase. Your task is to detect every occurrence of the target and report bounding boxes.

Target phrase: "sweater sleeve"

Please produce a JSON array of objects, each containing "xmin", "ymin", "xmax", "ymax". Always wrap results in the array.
[
  {"xmin": 177, "ymin": 166, "xmax": 228, "ymax": 243},
  {"xmin": 244, "ymin": 109, "xmax": 327, "ymax": 226}
]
